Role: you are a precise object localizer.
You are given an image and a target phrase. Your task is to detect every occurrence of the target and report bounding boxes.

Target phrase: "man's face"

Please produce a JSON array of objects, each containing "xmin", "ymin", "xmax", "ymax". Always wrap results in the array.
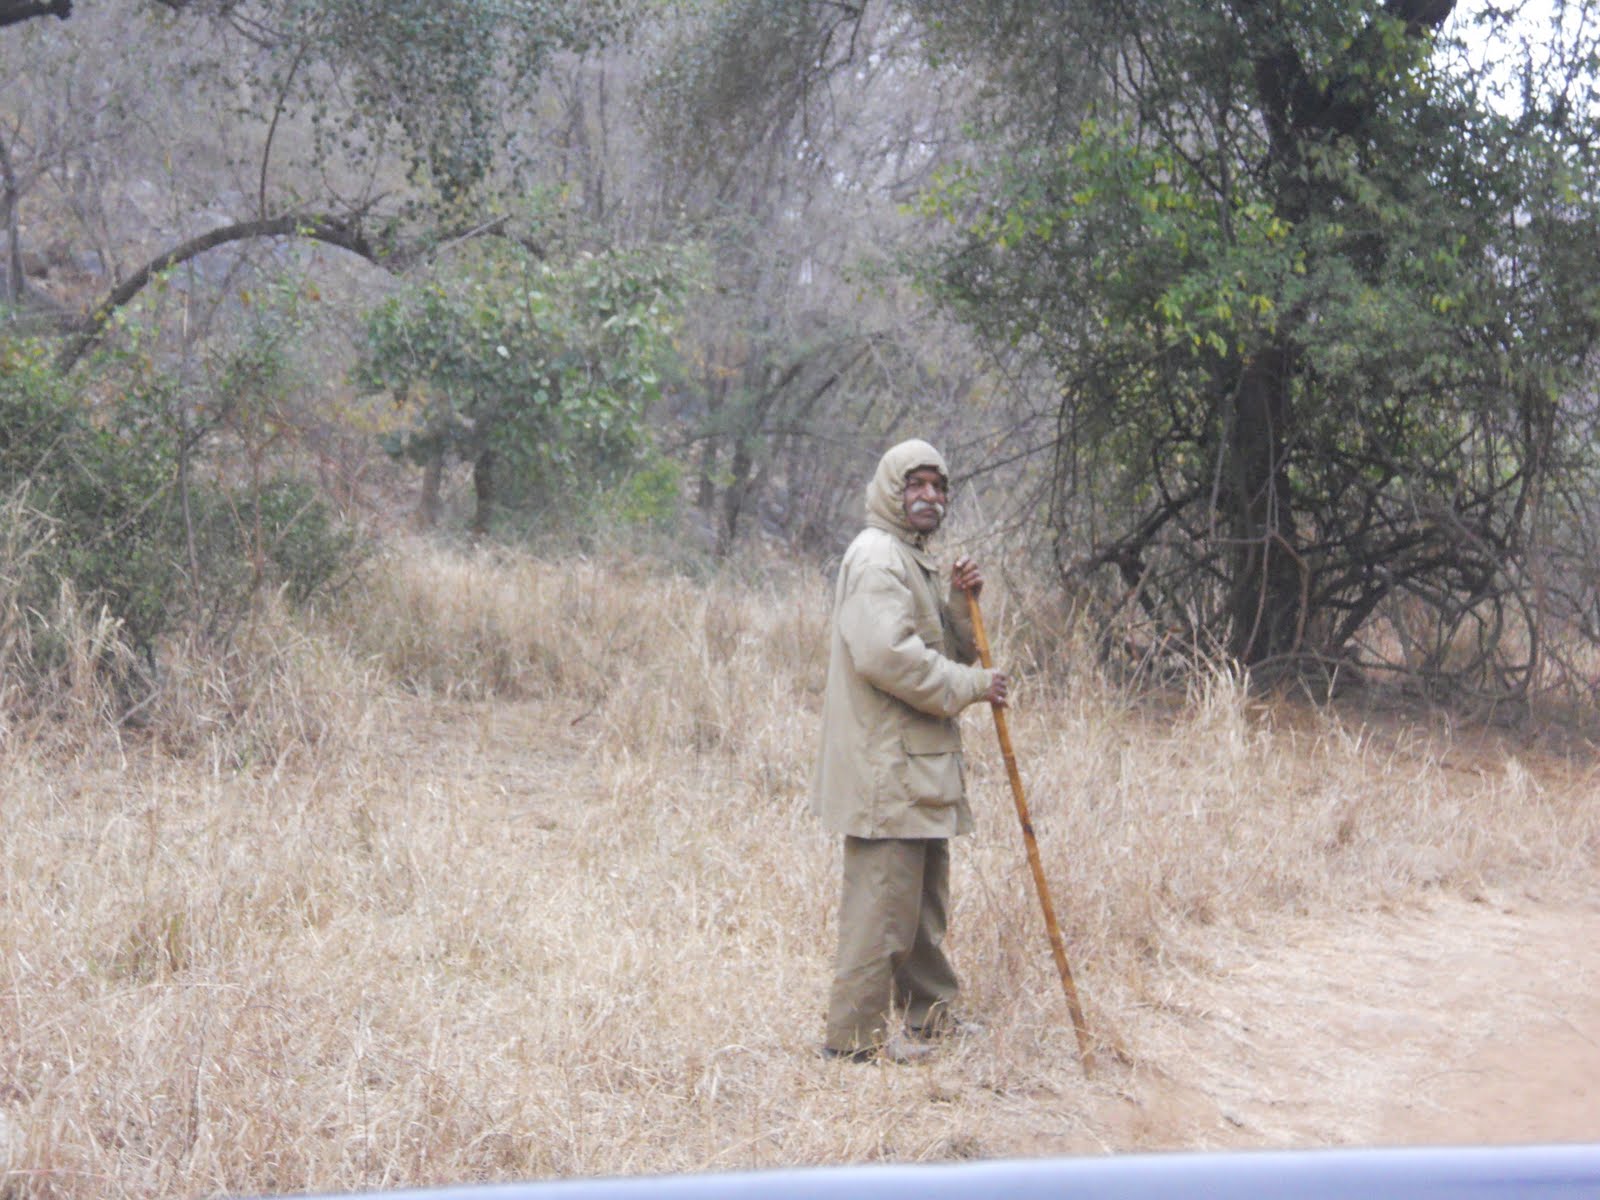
[{"xmin": 902, "ymin": 467, "xmax": 949, "ymax": 534}]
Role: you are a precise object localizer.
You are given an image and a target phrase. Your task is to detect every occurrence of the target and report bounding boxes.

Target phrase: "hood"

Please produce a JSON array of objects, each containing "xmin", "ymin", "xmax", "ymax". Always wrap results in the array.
[{"xmin": 865, "ymin": 438, "xmax": 949, "ymax": 555}]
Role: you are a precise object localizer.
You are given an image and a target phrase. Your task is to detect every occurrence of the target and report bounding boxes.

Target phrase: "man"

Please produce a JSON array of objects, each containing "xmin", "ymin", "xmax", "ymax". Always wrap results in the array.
[{"xmin": 812, "ymin": 439, "xmax": 1008, "ymax": 1063}]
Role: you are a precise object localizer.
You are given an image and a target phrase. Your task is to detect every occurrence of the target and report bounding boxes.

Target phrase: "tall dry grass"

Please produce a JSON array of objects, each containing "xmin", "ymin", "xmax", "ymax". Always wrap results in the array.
[{"xmin": 3, "ymin": 534, "xmax": 1597, "ymax": 1198}]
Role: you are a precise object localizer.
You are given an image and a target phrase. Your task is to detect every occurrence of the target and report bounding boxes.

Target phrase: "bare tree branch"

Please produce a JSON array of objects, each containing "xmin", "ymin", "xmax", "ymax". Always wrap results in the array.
[
  {"xmin": 55, "ymin": 213, "xmax": 382, "ymax": 371},
  {"xmin": 0, "ymin": 0, "xmax": 70, "ymax": 30}
]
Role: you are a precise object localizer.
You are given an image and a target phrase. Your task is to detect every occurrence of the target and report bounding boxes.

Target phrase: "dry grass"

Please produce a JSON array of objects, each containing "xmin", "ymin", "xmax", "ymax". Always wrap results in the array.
[{"xmin": 2, "ymin": 535, "xmax": 1598, "ymax": 1198}]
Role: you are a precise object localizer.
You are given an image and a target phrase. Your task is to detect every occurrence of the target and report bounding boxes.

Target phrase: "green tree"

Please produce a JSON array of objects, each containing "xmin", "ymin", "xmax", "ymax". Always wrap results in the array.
[
  {"xmin": 359, "ymin": 240, "xmax": 688, "ymax": 535},
  {"xmin": 913, "ymin": 0, "xmax": 1600, "ymax": 692}
]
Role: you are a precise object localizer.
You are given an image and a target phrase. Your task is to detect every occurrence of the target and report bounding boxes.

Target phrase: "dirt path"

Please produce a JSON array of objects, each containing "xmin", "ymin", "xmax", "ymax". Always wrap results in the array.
[{"xmin": 1112, "ymin": 888, "xmax": 1600, "ymax": 1149}]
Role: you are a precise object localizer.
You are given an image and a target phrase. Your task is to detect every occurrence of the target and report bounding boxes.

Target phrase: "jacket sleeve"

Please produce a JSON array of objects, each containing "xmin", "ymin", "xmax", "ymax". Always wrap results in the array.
[
  {"xmin": 944, "ymin": 585, "xmax": 980, "ymax": 666},
  {"xmin": 838, "ymin": 559, "xmax": 991, "ymax": 718}
]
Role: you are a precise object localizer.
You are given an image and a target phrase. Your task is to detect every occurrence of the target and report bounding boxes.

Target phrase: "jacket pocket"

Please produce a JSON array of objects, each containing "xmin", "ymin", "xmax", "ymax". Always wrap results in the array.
[{"xmin": 897, "ymin": 721, "xmax": 965, "ymax": 807}]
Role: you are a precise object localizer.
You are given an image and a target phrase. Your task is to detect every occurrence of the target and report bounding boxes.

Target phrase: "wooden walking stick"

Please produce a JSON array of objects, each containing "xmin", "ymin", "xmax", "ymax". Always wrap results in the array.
[{"xmin": 963, "ymin": 584, "xmax": 1095, "ymax": 1075}]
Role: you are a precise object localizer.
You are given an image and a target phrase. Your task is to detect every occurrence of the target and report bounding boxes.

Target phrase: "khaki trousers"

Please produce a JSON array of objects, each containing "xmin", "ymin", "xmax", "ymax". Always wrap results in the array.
[{"xmin": 824, "ymin": 835, "xmax": 960, "ymax": 1053}]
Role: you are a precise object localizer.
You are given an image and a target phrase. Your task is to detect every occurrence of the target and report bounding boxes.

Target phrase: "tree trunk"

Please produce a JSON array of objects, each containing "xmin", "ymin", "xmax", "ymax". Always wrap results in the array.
[
  {"xmin": 470, "ymin": 448, "xmax": 495, "ymax": 538},
  {"xmin": 717, "ymin": 437, "xmax": 753, "ymax": 557},
  {"xmin": 696, "ymin": 368, "xmax": 728, "ymax": 515},
  {"xmin": 0, "ymin": 128, "xmax": 21, "ymax": 308},
  {"xmin": 696, "ymin": 436, "xmax": 718, "ymax": 513},
  {"xmin": 417, "ymin": 448, "xmax": 443, "ymax": 529},
  {"xmin": 1225, "ymin": 346, "xmax": 1305, "ymax": 664}
]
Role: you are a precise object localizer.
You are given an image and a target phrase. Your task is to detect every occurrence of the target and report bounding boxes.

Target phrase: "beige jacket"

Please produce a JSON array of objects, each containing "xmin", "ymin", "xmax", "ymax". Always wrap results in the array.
[{"xmin": 811, "ymin": 440, "xmax": 993, "ymax": 839}]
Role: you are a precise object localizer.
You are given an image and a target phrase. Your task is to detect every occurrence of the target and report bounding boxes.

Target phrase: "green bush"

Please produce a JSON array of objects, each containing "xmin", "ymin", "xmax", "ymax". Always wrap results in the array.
[
  {"xmin": 1, "ymin": 342, "xmax": 178, "ymax": 648},
  {"xmin": 181, "ymin": 478, "xmax": 364, "ymax": 637},
  {"xmin": 609, "ymin": 456, "xmax": 685, "ymax": 530},
  {"xmin": 0, "ymin": 338, "xmax": 360, "ymax": 655}
]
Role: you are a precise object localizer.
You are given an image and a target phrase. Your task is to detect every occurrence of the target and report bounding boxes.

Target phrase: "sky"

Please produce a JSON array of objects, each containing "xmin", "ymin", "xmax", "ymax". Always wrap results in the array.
[{"xmin": 1444, "ymin": 0, "xmax": 1580, "ymax": 112}]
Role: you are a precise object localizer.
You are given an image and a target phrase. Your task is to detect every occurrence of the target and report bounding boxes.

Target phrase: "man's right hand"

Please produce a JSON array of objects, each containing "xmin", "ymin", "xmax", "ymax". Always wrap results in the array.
[{"xmin": 984, "ymin": 670, "xmax": 1009, "ymax": 708}]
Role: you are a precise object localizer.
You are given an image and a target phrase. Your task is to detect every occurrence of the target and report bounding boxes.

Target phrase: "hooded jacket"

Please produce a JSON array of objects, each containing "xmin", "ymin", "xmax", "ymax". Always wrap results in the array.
[{"xmin": 810, "ymin": 440, "xmax": 993, "ymax": 839}]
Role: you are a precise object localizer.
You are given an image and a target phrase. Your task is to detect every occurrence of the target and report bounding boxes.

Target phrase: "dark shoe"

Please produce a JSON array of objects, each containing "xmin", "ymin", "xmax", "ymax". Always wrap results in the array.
[
  {"xmin": 821, "ymin": 1034, "xmax": 936, "ymax": 1065},
  {"xmin": 910, "ymin": 1015, "xmax": 987, "ymax": 1040},
  {"xmin": 821, "ymin": 1045, "xmax": 874, "ymax": 1064}
]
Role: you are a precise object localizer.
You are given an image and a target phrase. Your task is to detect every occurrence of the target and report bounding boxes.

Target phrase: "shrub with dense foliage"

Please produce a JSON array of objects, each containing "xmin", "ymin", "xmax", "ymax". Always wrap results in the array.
[{"xmin": 0, "ymin": 337, "xmax": 359, "ymax": 663}]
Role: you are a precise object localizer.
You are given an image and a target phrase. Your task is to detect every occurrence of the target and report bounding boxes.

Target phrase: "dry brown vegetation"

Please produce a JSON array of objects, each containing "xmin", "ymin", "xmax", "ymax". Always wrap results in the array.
[{"xmin": 3, "ymin": 535, "xmax": 1598, "ymax": 1199}]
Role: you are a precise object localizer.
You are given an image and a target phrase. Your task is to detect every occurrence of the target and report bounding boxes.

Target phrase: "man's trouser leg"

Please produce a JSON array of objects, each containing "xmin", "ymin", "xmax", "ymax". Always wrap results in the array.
[
  {"xmin": 892, "ymin": 836, "xmax": 959, "ymax": 1031},
  {"xmin": 824, "ymin": 836, "xmax": 959, "ymax": 1054}
]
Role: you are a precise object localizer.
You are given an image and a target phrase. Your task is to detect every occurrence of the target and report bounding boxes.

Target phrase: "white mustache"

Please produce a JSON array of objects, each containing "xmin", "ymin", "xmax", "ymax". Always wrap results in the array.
[{"xmin": 909, "ymin": 500, "xmax": 946, "ymax": 520}]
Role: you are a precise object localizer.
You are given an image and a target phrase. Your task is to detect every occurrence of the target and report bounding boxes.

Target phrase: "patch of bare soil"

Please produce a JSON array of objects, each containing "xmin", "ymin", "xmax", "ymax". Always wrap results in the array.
[{"xmin": 1104, "ymin": 888, "xmax": 1600, "ymax": 1150}]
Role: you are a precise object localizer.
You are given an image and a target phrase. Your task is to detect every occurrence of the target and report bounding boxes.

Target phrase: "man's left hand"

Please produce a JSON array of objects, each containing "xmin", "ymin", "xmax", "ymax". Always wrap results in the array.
[{"xmin": 951, "ymin": 556, "xmax": 984, "ymax": 597}]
